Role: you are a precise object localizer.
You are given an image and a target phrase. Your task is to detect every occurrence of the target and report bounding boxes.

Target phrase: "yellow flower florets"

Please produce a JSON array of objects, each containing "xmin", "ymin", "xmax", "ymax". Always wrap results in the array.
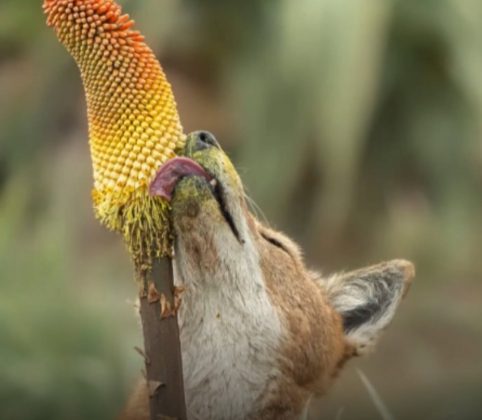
[{"xmin": 44, "ymin": 0, "xmax": 185, "ymax": 266}]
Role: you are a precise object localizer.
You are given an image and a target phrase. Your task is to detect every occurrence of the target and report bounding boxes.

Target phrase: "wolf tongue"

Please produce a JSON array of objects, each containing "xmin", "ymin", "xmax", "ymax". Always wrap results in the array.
[{"xmin": 150, "ymin": 157, "xmax": 213, "ymax": 200}]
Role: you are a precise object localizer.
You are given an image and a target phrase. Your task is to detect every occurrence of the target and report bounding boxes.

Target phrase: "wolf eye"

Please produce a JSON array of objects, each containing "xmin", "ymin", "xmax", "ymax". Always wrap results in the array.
[{"xmin": 261, "ymin": 232, "xmax": 290, "ymax": 255}]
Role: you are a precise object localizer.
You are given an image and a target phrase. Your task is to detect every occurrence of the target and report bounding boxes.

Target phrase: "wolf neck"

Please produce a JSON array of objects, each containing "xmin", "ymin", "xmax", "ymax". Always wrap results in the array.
[{"xmin": 173, "ymin": 223, "xmax": 283, "ymax": 420}]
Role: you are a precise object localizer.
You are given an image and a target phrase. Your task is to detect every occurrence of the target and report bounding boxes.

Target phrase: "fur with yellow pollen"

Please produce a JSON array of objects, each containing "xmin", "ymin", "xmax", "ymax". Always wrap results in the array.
[
  {"xmin": 172, "ymin": 134, "xmax": 242, "ymax": 218},
  {"xmin": 43, "ymin": 0, "xmax": 185, "ymax": 266}
]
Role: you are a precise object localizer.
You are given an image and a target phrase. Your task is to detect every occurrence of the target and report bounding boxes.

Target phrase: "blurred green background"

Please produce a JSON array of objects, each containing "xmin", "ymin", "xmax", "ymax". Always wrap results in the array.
[{"xmin": 1, "ymin": 0, "xmax": 482, "ymax": 419}]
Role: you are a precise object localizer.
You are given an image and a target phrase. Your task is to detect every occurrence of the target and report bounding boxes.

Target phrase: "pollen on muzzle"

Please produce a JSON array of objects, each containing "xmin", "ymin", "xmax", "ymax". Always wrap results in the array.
[{"xmin": 43, "ymin": 0, "xmax": 186, "ymax": 265}]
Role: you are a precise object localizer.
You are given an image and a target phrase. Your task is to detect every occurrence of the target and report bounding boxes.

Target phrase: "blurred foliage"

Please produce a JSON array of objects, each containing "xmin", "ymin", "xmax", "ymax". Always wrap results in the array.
[{"xmin": 1, "ymin": 0, "xmax": 482, "ymax": 419}]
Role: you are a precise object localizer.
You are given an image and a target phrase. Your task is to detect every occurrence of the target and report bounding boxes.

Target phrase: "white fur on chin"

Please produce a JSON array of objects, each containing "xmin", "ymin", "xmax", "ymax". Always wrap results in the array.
[{"xmin": 174, "ymin": 210, "xmax": 283, "ymax": 420}]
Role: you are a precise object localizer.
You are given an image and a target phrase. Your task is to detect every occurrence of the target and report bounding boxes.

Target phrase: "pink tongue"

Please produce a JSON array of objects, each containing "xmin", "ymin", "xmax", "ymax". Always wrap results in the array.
[{"xmin": 149, "ymin": 157, "xmax": 212, "ymax": 200}]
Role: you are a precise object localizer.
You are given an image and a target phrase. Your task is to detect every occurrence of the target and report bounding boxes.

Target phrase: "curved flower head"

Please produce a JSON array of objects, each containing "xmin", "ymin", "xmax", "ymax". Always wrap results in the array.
[{"xmin": 44, "ymin": 0, "xmax": 185, "ymax": 264}]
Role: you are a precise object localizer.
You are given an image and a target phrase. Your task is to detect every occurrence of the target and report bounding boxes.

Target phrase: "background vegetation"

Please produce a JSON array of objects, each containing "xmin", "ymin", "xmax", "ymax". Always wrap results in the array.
[{"xmin": 1, "ymin": 0, "xmax": 481, "ymax": 419}]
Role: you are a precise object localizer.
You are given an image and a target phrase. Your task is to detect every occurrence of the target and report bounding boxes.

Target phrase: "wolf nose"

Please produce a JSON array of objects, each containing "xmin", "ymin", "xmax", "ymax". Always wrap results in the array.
[{"xmin": 188, "ymin": 130, "xmax": 221, "ymax": 152}]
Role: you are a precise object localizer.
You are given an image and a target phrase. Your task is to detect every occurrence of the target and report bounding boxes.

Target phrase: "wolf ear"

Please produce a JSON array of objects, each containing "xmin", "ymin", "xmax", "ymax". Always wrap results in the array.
[{"xmin": 325, "ymin": 260, "xmax": 414, "ymax": 354}]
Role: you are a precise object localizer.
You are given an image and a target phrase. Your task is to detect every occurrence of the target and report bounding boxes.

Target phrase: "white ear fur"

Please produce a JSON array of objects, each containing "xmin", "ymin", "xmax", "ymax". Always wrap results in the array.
[{"xmin": 325, "ymin": 259, "xmax": 414, "ymax": 354}]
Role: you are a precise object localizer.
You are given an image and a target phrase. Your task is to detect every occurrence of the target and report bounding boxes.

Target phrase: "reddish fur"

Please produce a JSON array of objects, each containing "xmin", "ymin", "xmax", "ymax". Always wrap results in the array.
[{"xmin": 250, "ymin": 221, "xmax": 349, "ymax": 418}]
